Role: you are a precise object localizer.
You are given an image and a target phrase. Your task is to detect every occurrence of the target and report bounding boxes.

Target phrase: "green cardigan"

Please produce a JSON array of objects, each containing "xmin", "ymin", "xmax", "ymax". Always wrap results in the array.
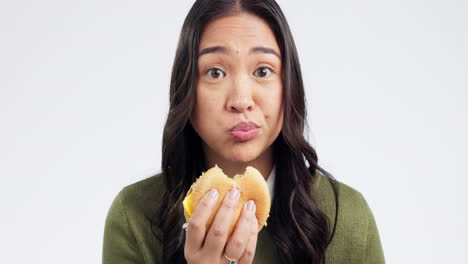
[{"xmin": 102, "ymin": 172, "xmax": 385, "ymax": 263}]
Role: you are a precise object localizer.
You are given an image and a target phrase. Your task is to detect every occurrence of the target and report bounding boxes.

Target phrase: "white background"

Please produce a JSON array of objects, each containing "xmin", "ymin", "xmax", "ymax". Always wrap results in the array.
[{"xmin": 1, "ymin": 0, "xmax": 467, "ymax": 263}]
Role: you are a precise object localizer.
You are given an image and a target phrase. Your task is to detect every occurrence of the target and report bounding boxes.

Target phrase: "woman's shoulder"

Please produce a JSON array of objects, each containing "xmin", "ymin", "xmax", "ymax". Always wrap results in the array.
[
  {"xmin": 113, "ymin": 172, "xmax": 167, "ymax": 219},
  {"xmin": 314, "ymin": 170, "xmax": 371, "ymax": 219},
  {"xmin": 103, "ymin": 173, "xmax": 166, "ymax": 263},
  {"xmin": 112, "ymin": 170, "xmax": 373, "ymax": 225},
  {"xmin": 105, "ymin": 172, "xmax": 168, "ymax": 241},
  {"xmin": 113, "ymin": 170, "xmax": 373, "ymax": 222},
  {"xmin": 120, "ymin": 172, "xmax": 166, "ymax": 197},
  {"xmin": 313, "ymin": 171, "xmax": 385, "ymax": 263}
]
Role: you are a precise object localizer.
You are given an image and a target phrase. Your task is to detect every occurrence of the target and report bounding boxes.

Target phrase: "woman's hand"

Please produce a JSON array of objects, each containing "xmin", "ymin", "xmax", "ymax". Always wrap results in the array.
[{"xmin": 184, "ymin": 188, "xmax": 259, "ymax": 264}]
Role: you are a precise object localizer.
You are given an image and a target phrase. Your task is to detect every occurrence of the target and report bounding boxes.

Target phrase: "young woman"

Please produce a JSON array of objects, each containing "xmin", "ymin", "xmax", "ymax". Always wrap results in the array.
[{"xmin": 102, "ymin": 0, "xmax": 385, "ymax": 263}]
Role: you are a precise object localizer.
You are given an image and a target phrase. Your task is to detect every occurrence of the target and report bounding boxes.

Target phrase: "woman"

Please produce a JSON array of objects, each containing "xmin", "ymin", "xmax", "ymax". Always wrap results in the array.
[{"xmin": 102, "ymin": 0, "xmax": 385, "ymax": 263}]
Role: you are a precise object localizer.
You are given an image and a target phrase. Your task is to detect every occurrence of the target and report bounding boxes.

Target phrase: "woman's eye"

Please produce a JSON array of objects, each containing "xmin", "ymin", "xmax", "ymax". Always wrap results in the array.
[
  {"xmin": 206, "ymin": 68, "xmax": 225, "ymax": 79},
  {"xmin": 254, "ymin": 67, "xmax": 273, "ymax": 78}
]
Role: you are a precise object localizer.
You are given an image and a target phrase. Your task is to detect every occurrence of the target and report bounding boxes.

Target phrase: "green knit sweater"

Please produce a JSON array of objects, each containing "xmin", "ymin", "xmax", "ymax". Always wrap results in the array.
[{"xmin": 102, "ymin": 172, "xmax": 385, "ymax": 263}]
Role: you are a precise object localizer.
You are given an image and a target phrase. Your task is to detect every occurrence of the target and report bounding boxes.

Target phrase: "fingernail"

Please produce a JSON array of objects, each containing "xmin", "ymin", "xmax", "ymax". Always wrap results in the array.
[
  {"xmin": 246, "ymin": 200, "xmax": 256, "ymax": 212},
  {"xmin": 228, "ymin": 188, "xmax": 239, "ymax": 200},
  {"xmin": 207, "ymin": 189, "xmax": 218, "ymax": 199}
]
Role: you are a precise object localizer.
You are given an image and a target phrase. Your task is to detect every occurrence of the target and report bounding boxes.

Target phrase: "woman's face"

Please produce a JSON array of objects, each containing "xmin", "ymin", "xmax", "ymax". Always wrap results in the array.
[{"xmin": 190, "ymin": 12, "xmax": 283, "ymax": 165}]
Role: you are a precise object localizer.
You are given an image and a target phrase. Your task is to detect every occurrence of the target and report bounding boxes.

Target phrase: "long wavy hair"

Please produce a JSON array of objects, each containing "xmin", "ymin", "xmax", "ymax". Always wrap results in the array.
[{"xmin": 153, "ymin": 0, "xmax": 340, "ymax": 263}]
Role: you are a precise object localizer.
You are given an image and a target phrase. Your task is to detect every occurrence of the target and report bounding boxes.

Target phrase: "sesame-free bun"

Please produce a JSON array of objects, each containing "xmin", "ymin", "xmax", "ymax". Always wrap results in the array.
[{"xmin": 182, "ymin": 165, "xmax": 271, "ymax": 236}]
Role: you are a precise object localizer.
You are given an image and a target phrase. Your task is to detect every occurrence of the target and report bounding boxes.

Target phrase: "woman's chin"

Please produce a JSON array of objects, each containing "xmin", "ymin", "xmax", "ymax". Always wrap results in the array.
[
  {"xmin": 224, "ymin": 148, "xmax": 261, "ymax": 164},
  {"xmin": 228, "ymin": 156, "xmax": 256, "ymax": 164}
]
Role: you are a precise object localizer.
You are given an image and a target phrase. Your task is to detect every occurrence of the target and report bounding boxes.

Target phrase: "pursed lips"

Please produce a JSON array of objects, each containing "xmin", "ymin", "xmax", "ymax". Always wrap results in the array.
[
  {"xmin": 229, "ymin": 121, "xmax": 260, "ymax": 141},
  {"xmin": 230, "ymin": 121, "xmax": 260, "ymax": 131}
]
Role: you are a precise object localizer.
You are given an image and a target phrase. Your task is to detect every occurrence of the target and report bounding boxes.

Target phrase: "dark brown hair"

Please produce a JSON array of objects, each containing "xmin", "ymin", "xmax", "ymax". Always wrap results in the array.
[{"xmin": 154, "ymin": 0, "xmax": 340, "ymax": 263}]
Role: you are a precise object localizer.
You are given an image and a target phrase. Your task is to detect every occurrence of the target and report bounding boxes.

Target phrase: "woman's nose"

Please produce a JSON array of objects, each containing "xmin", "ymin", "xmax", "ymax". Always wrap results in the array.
[{"xmin": 226, "ymin": 75, "xmax": 255, "ymax": 113}]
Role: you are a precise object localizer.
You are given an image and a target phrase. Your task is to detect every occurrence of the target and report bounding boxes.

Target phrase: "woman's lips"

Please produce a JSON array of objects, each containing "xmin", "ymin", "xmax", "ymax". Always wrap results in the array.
[
  {"xmin": 229, "ymin": 121, "xmax": 260, "ymax": 142},
  {"xmin": 230, "ymin": 128, "xmax": 259, "ymax": 142}
]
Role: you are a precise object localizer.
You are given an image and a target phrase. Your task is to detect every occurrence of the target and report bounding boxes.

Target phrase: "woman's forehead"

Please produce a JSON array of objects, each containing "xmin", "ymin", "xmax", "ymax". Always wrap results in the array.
[{"xmin": 199, "ymin": 13, "xmax": 280, "ymax": 56}]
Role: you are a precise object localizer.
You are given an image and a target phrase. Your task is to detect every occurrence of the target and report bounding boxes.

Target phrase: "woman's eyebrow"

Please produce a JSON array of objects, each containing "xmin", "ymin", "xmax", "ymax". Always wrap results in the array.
[{"xmin": 199, "ymin": 46, "xmax": 280, "ymax": 59}]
